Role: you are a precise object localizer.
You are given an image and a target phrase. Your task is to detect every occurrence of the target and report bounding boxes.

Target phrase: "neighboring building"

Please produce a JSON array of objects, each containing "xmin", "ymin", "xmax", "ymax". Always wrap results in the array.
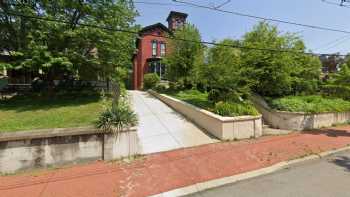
[
  {"xmin": 319, "ymin": 54, "xmax": 344, "ymax": 74},
  {"xmin": 132, "ymin": 11, "xmax": 188, "ymax": 90}
]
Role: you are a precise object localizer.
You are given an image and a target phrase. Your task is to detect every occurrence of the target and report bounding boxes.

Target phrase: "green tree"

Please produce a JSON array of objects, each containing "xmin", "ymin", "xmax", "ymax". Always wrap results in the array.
[
  {"xmin": 198, "ymin": 39, "xmax": 250, "ymax": 102},
  {"xmin": 323, "ymin": 63, "xmax": 350, "ymax": 100},
  {"xmin": 165, "ymin": 23, "xmax": 204, "ymax": 88},
  {"xmin": 0, "ymin": 0, "xmax": 137, "ymax": 94},
  {"xmin": 241, "ymin": 22, "xmax": 321, "ymax": 97}
]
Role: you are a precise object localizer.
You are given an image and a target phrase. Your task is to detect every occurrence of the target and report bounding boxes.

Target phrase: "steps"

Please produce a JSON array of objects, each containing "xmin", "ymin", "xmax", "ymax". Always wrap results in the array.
[{"xmin": 262, "ymin": 124, "xmax": 294, "ymax": 136}]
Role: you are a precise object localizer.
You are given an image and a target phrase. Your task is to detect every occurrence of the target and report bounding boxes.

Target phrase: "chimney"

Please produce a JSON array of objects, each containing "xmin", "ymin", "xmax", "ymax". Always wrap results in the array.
[{"xmin": 166, "ymin": 11, "xmax": 188, "ymax": 31}]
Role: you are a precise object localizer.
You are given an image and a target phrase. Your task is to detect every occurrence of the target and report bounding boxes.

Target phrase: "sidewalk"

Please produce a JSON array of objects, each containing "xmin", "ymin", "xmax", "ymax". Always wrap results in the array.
[
  {"xmin": 129, "ymin": 90, "xmax": 217, "ymax": 154},
  {"xmin": 1, "ymin": 126, "xmax": 350, "ymax": 197}
]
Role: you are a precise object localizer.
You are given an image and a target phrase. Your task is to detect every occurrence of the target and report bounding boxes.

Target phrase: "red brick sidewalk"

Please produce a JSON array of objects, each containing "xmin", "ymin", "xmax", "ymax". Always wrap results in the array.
[{"xmin": 1, "ymin": 126, "xmax": 350, "ymax": 197}]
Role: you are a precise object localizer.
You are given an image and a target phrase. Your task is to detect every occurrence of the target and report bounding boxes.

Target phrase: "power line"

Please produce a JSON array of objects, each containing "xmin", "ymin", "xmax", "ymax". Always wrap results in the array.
[
  {"xmin": 173, "ymin": 0, "xmax": 350, "ymax": 35},
  {"xmin": 213, "ymin": 0, "xmax": 231, "ymax": 9},
  {"xmin": 323, "ymin": 36, "xmax": 350, "ymax": 51},
  {"xmin": 0, "ymin": 10, "xmax": 347, "ymax": 57},
  {"xmin": 314, "ymin": 34, "xmax": 350, "ymax": 51}
]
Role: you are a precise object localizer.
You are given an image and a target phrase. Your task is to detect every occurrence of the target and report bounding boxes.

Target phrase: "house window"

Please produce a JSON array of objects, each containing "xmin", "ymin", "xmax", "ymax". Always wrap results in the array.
[
  {"xmin": 160, "ymin": 43, "xmax": 166, "ymax": 57},
  {"xmin": 175, "ymin": 19, "xmax": 183, "ymax": 28},
  {"xmin": 152, "ymin": 40, "xmax": 157, "ymax": 56}
]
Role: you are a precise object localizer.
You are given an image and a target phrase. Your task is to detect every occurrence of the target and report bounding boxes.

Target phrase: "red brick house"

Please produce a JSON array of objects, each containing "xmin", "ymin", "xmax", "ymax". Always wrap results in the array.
[{"xmin": 132, "ymin": 11, "xmax": 188, "ymax": 90}]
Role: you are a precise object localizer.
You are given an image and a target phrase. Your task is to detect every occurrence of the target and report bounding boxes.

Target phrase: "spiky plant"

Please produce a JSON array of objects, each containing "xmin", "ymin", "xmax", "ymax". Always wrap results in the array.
[{"xmin": 97, "ymin": 99, "xmax": 138, "ymax": 134}]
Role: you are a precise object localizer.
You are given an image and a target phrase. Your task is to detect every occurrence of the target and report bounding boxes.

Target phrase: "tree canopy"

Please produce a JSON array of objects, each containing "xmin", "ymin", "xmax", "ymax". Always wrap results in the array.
[
  {"xmin": 165, "ymin": 23, "xmax": 204, "ymax": 88},
  {"xmin": 0, "ymin": 0, "xmax": 137, "ymax": 84},
  {"xmin": 198, "ymin": 39, "xmax": 250, "ymax": 102},
  {"xmin": 241, "ymin": 22, "xmax": 322, "ymax": 97}
]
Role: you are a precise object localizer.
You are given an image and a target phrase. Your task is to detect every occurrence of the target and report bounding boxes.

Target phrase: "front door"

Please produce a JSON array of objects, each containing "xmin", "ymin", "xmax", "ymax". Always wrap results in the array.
[{"xmin": 148, "ymin": 60, "xmax": 166, "ymax": 80}]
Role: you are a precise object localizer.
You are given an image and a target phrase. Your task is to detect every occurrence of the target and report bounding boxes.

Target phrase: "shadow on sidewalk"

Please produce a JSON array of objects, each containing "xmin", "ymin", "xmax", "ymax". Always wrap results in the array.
[{"xmin": 302, "ymin": 129, "xmax": 350, "ymax": 138}]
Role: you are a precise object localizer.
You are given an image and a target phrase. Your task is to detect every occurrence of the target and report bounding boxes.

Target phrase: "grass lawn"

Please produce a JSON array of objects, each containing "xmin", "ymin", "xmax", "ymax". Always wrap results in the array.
[
  {"xmin": 167, "ymin": 89, "xmax": 259, "ymax": 117},
  {"xmin": 169, "ymin": 89, "xmax": 214, "ymax": 110},
  {"xmin": 267, "ymin": 95, "xmax": 350, "ymax": 113},
  {"xmin": 0, "ymin": 94, "xmax": 107, "ymax": 132}
]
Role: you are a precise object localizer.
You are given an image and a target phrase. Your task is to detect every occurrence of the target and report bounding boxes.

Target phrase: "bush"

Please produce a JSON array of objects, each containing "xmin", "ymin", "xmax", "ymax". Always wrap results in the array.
[
  {"xmin": 208, "ymin": 88, "xmax": 244, "ymax": 103},
  {"xmin": 96, "ymin": 100, "xmax": 138, "ymax": 133},
  {"xmin": 31, "ymin": 78, "xmax": 48, "ymax": 92},
  {"xmin": 154, "ymin": 84, "xmax": 168, "ymax": 93},
  {"xmin": 322, "ymin": 84, "xmax": 350, "ymax": 100},
  {"xmin": 268, "ymin": 95, "xmax": 350, "ymax": 113},
  {"xmin": 214, "ymin": 101, "xmax": 259, "ymax": 117},
  {"xmin": 168, "ymin": 81, "xmax": 184, "ymax": 92},
  {"xmin": 143, "ymin": 73, "xmax": 160, "ymax": 90}
]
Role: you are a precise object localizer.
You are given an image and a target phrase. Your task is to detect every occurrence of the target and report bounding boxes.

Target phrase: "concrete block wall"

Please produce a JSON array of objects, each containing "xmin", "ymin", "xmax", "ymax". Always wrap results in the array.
[{"xmin": 0, "ymin": 127, "xmax": 140, "ymax": 174}]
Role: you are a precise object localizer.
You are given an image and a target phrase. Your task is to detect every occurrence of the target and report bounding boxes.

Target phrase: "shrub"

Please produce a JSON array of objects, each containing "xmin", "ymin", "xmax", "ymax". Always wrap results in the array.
[
  {"xmin": 214, "ymin": 101, "xmax": 259, "ymax": 117},
  {"xmin": 208, "ymin": 89, "xmax": 221, "ymax": 103},
  {"xmin": 154, "ymin": 84, "xmax": 168, "ymax": 93},
  {"xmin": 168, "ymin": 81, "xmax": 184, "ymax": 92},
  {"xmin": 143, "ymin": 73, "xmax": 160, "ymax": 90},
  {"xmin": 96, "ymin": 100, "xmax": 138, "ymax": 134},
  {"xmin": 208, "ymin": 88, "xmax": 244, "ymax": 103},
  {"xmin": 31, "ymin": 78, "xmax": 48, "ymax": 92}
]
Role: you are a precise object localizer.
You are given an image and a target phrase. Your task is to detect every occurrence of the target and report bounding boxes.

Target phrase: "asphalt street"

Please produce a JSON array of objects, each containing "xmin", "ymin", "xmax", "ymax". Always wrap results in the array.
[{"xmin": 186, "ymin": 150, "xmax": 350, "ymax": 197}]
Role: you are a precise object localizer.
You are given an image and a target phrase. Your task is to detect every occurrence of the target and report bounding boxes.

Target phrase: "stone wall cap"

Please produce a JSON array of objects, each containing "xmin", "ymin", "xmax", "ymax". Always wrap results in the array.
[{"xmin": 0, "ymin": 126, "xmax": 137, "ymax": 142}]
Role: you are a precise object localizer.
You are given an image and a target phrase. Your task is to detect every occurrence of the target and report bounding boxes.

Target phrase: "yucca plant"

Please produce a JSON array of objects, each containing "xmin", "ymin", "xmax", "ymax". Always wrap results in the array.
[
  {"xmin": 97, "ymin": 100, "xmax": 138, "ymax": 134},
  {"xmin": 97, "ymin": 82, "xmax": 138, "ymax": 134}
]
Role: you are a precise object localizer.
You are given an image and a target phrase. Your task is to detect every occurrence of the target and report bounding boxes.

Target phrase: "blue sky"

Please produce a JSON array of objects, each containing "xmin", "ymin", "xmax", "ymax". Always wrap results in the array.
[{"xmin": 134, "ymin": 0, "xmax": 350, "ymax": 54}]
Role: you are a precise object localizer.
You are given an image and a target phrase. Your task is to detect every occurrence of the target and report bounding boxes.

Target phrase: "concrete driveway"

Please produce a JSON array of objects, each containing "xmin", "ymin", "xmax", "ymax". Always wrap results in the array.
[{"xmin": 129, "ymin": 90, "xmax": 218, "ymax": 154}]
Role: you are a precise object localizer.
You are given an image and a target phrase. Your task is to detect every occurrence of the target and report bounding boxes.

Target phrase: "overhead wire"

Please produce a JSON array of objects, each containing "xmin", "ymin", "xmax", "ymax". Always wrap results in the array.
[
  {"xmin": 172, "ymin": 0, "xmax": 350, "ymax": 35},
  {"xmin": 0, "ymin": 4, "xmax": 348, "ymax": 57}
]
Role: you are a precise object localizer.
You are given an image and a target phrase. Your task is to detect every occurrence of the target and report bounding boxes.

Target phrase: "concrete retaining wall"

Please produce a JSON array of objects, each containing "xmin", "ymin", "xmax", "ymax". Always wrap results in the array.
[
  {"xmin": 251, "ymin": 95, "xmax": 350, "ymax": 131},
  {"xmin": 149, "ymin": 91, "xmax": 262, "ymax": 140},
  {"xmin": 0, "ymin": 127, "xmax": 140, "ymax": 174}
]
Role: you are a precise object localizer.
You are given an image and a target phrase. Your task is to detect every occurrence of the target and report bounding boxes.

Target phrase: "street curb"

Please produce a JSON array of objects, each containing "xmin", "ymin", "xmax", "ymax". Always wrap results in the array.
[{"xmin": 149, "ymin": 145, "xmax": 350, "ymax": 197}]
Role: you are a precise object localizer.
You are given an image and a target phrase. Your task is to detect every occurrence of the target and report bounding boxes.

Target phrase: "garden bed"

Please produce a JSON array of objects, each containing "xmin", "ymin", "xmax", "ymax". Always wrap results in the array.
[
  {"xmin": 252, "ymin": 95, "xmax": 350, "ymax": 131},
  {"xmin": 167, "ymin": 90, "xmax": 259, "ymax": 117},
  {"xmin": 266, "ymin": 95, "xmax": 350, "ymax": 113},
  {"xmin": 149, "ymin": 90, "xmax": 262, "ymax": 140}
]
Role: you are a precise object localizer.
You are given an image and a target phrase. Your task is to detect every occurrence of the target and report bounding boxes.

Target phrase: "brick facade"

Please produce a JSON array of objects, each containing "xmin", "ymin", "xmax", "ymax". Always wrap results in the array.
[{"xmin": 132, "ymin": 11, "xmax": 188, "ymax": 90}]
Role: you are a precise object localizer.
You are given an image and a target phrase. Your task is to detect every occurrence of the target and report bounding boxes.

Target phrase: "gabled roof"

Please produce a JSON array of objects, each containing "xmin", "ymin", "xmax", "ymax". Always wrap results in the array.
[{"xmin": 139, "ymin": 23, "xmax": 170, "ymax": 35}]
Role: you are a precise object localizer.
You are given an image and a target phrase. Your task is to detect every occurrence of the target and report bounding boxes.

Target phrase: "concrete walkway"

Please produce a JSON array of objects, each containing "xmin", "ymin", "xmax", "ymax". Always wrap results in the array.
[
  {"xmin": 129, "ymin": 90, "xmax": 217, "ymax": 154},
  {"xmin": 2, "ymin": 126, "xmax": 350, "ymax": 197}
]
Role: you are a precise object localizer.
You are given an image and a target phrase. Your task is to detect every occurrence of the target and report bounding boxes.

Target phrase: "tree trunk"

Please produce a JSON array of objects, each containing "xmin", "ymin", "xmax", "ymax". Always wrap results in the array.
[{"xmin": 46, "ymin": 70, "xmax": 55, "ymax": 97}]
